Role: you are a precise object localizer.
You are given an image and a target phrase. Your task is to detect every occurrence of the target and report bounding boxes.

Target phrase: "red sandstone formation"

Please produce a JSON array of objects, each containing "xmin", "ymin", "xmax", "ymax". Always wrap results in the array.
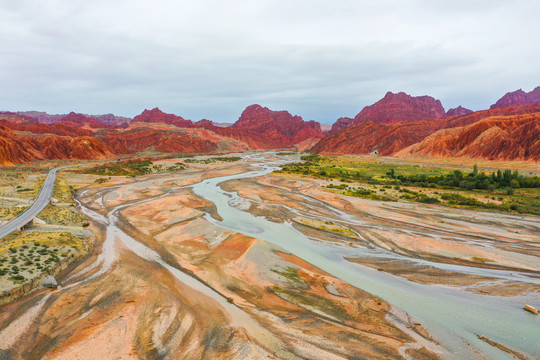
[
  {"xmin": 132, "ymin": 108, "xmax": 193, "ymax": 128},
  {"xmin": 0, "ymin": 125, "xmax": 112, "ymax": 165},
  {"xmin": 0, "ymin": 118, "xmax": 93, "ymax": 137},
  {"xmin": 4, "ymin": 90, "xmax": 540, "ymax": 164},
  {"xmin": 198, "ymin": 125, "xmax": 279, "ymax": 149},
  {"xmin": 490, "ymin": 86, "xmax": 540, "ymax": 109},
  {"xmin": 395, "ymin": 113, "xmax": 540, "ymax": 161},
  {"xmin": 16, "ymin": 111, "xmax": 131, "ymax": 126},
  {"xmin": 313, "ymin": 104, "xmax": 540, "ymax": 158},
  {"xmin": 194, "ymin": 119, "xmax": 233, "ymax": 128},
  {"xmin": 59, "ymin": 112, "xmax": 112, "ymax": 129},
  {"xmin": 330, "ymin": 92, "xmax": 447, "ymax": 133},
  {"xmin": 313, "ymin": 120, "xmax": 438, "ymax": 156},
  {"xmin": 89, "ymin": 113, "xmax": 130, "ymax": 127},
  {"xmin": 352, "ymin": 92, "xmax": 446, "ymax": 124},
  {"xmin": 101, "ymin": 128, "xmax": 217, "ymax": 154},
  {"xmin": 233, "ymin": 104, "xmax": 324, "ymax": 146},
  {"xmin": 194, "ymin": 119, "xmax": 214, "ymax": 127},
  {"xmin": 330, "ymin": 117, "xmax": 354, "ymax": 133},
  {"xmin": 446, "ymin": 106, "xmax": 473, "ymax": 117}
]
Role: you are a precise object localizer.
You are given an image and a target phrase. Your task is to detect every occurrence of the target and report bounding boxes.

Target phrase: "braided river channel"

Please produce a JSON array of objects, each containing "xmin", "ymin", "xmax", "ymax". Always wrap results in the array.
[{"xmin": 193, "ymin": 155, "xmax": 540, "ymax": 360}]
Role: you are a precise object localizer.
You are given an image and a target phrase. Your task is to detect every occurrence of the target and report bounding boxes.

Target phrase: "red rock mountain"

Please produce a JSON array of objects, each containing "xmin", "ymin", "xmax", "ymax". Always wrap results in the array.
[
  {"xmin": 4, "ymin": 90, "xmax": 540, "ymax": 164},
  {"xmin": 353, "ymin": 92, "xmax": 446, "ymax": 124},
  {"xmin": 330, "ymin": 92, "xmax": 446, "ymax": 132},
  {"xmin": 59, "ymin": 112, "xmax": 112, "ymax": 129},
  {"xmin": 0, "ymin": 118, "xmax": 93, "ymax": 137},
  {"xmin": 101, "ymin": 128, "xmax": 218, "ymax": 154},
  {"xmin": 132, "ymin": 108, "xmax": 193, "ymax": 128},
  {"xmin": 446, "ymin": 106, "xmax": 473, "ymax": 117},
  {"xmin": 314, "ymin": 103, "xmax": 540, "ymax": 158},
  {"xmin": 195, "ymin": 125, "xmax": 278, "ymax": 149},
  {"xmin": 330, "ymin": 117, "xmax": 354, "ymax": 133},
  {"xmin": 314, "ymin": 120, "xmax": 438, "ymax": 156},
  {"xmin": 0, "ymin": 125, "xmax": 112, "ymax": 165},
  {"xmin": 16, "ymin": 111, "xmax": 131, "ymax": 127},
  {"xmin": 490, "ymin": 86, "xmax": 540, "ymax": 109},
  {"xmin": 89, "ymin": 113, "xmax": 130, "ymax": 127},
  {"xmin": 16, "ymin": 111, "xmax": 64, "ymax": 124},
  {"xmin": 194, "ymin": 119, "xmax": 232, "ymax": 128},
  {"xmin": 0, "ymin": 115, "xmax": 224, "ymax": 164},
  {"xmin": 194, "ymin": 119, "xmax": 214, "ymax": 127},
  {"xmin": 396, "ymin": 113, "xmax": 540, "ymax": 161},
  {"xmin": 233, "ymin": 105, "xmax": 324, "ymax": 146}
]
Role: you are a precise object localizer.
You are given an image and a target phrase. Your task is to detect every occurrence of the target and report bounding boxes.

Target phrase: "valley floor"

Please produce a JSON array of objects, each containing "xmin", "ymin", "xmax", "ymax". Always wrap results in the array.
[{"xmin": 0, "ymin": 153, "xmax": 538, "ymax": 359}]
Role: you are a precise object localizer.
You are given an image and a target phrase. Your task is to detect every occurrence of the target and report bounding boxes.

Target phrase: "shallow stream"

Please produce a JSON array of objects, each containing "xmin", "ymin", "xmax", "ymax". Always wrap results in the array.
[{"xmin": 192, "ymin": 156, "xmax": 540, "ymax": 360}]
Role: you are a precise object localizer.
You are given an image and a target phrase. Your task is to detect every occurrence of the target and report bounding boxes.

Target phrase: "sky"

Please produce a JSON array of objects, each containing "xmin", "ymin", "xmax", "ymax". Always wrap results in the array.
[{"xmin": 0, "ymin": 0, "xmax": 539, "ymax": 124}]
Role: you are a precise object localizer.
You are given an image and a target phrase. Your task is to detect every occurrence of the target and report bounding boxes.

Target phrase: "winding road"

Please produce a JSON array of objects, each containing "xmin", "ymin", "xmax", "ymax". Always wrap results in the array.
[{"xmin": 0, "ymin": 168, "xmax": 58, "ymax": 239}]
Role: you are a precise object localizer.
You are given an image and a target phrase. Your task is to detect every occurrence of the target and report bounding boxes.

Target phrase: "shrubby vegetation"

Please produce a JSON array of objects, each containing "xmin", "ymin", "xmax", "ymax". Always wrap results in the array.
[
  {"xmin": 85, "ymin": 160, "xmax": 187, "ymax": 177},
  {"xmin": 184, "ymin": 156, "xmax": 241, "ymax": 164},
  {"xmin": 392, "ymin": 165, "xmax": 539, "ymax": 191},
  {"xmin": 85, "ymin": 160, "xmax": 154, "ymax": 176},
  {"xmin": 276, "ymin": 155, "xmax": 540, "ymax": 215},
  {"xmin": 326, "ymin": 184, "xmax": 396, "ymax": 201},
  {"xmin": 0, "ymin": 232, "xmax": 83, "ymax": 285}
]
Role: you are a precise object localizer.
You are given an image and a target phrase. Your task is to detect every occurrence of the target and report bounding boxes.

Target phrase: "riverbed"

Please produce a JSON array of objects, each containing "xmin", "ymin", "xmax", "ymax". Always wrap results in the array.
[{"xmin": 0, "ymin": 153, "xmax": 538, "ymax": 359}]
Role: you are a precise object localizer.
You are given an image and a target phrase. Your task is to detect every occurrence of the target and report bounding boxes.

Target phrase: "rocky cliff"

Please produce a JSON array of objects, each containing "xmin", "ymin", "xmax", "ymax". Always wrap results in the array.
[
  {"xmin": 490, "ymin": 86, "xmax": 540, "ymax": 109},
  {"xmin": 446, "ymin": 106, "xmax": 473, "ymax": 117},
  {"xmin": 353, "ymin": 92, "xmax": 446, "ymax": 124},
  {"xmin": 330, "ymin": 117, "xmax": 354, "ymax": 133},
  {"xmin": 0, "ymin": 125, "xmax": 113, "ymax": 165},
  {"xmin": 313, "ymin": 103, "xmax": 540, "ymax": 159},
  {"xmin": 132, "ymin": 108, "xmax": 193, "ymax": 128},
  {"xmin": 16, "ymin": 111, "xmax": 131, "ymax": 126},
  {"xmin": 233, "ymin": 104, "xmax": 324, "ymax": 146},
  {"xmin": 396, "ymin": 113, "xmax": 540, "ymax": 161},
  {"xmin": 330, "ymin": 92, "xmax": 447, "ymax": 132}
]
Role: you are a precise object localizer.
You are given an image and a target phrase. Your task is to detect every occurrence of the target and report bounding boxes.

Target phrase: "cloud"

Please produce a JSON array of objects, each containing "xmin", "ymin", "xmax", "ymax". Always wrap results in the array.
[{"xmin": 0, "ymin": 0, "xmax": 539, "ymax": 123}]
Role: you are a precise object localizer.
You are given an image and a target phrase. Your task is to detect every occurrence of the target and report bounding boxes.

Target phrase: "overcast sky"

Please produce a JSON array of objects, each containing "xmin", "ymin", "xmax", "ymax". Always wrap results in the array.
[{"xmin": 1, "ymin": 0, "xmax": 539, "ymax": 124}]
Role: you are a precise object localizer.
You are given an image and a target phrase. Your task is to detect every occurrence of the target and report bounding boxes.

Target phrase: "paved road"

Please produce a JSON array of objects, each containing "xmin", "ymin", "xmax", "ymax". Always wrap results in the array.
[{"xmin": 0, "ymin": 168, "xmax": 58, "ymax": 239}]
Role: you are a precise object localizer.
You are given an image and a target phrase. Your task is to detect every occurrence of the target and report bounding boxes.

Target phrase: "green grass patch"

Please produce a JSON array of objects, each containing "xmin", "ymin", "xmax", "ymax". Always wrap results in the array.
[
  {"xmin": 184, "ymin": 156, "xmax": 241, "ymax": 164},
  {"xmin": 271, "ymin": 287, "xmax": 353, "ymax": 322},
  {"xmin": 84, "ymin": 160, "xmax": 188, "ymax": 177},
  {"xmin": 276, "ymin": 155, "xmax": 540, "ymax": 215}
]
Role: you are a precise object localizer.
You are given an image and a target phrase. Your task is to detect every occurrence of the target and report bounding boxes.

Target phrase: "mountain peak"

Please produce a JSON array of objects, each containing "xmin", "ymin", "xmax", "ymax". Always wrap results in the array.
[
  {"xmin": 446, "ymin": 106, "xmax": 473, "ymax": 117},
  {"xmin": 490, "ymin": 86, "xmax": 540, "ymax": 109},
  {"xmin": 133, "ymin": 108, "xmax": 192, "ymax": 127},
  {"xmin": 233, "ymin": 104, "xmax": 324, "ymax": 146},
  {"xmin": 353, "ymin": 91, "xmax": 446, "ymax": 125}
]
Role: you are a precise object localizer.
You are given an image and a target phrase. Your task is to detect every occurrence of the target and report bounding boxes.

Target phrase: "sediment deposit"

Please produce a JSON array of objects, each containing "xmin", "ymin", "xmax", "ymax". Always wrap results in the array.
[{"xmin": 0, "ymin": 153, "xmax": 538, "ymax": 359}]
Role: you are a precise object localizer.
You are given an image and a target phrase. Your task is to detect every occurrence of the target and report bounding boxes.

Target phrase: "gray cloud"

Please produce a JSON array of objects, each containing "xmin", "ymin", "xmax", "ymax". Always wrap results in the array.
[{"xmin": 0, "ymin": 0, "xmax": 539, "ymax": 123}]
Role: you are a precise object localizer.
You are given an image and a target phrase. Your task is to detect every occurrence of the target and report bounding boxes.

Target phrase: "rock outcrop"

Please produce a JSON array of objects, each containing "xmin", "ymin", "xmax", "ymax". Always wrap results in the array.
[
  {"xmin": 101, "ymin": 128, "xmax": 218, "ymax": 154},
  {"xmin": 90, "ymin": 113, "xmax": 130, "ymax": 127},
  {"xmin": 313, "ymin": 120, "xmax": 440, "ymax": 156},
  {"xmin": 331, "ymin": 92, "xmax": 447, "ymax": 132},
  {"xmin": 490, "ymin": 86, "xmax": 540, "ymax": 109},
  {"xmin": 132, "ymin": 108, "xmax": 193, "ymax": 128},
  {"xmin": 330, "ymin": 117, "xmax": 354, "ymax": 133},
  {"xmin": 446, "ymin": 106, "xmax": 473, "ymax": 117},
  {"xmin": 60, "ymin": 112, "xmax": 111, "ymax": 128},
  {"xmin": 16, "ymin": 111, "xmax": 64, "ymax": 124},
  {"xmin": 395, "ymin": 113, "xmax": 540, "ymax": 161},
  {"xmin": 353, "ymin": 92, "xmax": 446, "ymax": 124},
  {"xmin": 233, "ymin": 104, "xmax": 324, "ymax": 146},
  {"xmin": 0, "ymin": 124, "xmax": 113, "ymax": 165},
  {"xmin": 314, "ymin": 103, "xmax": 540, "ymax": 159},
  {"xmin": 16, "ymin": 111, "xmax": 131, "ymax": 127}
]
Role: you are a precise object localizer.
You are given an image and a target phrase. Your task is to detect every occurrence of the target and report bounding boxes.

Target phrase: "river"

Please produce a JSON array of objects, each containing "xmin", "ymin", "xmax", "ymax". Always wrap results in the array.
[{"xmin": 192, "ymin": 155, "xmax": 540, "ymax": 360}]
